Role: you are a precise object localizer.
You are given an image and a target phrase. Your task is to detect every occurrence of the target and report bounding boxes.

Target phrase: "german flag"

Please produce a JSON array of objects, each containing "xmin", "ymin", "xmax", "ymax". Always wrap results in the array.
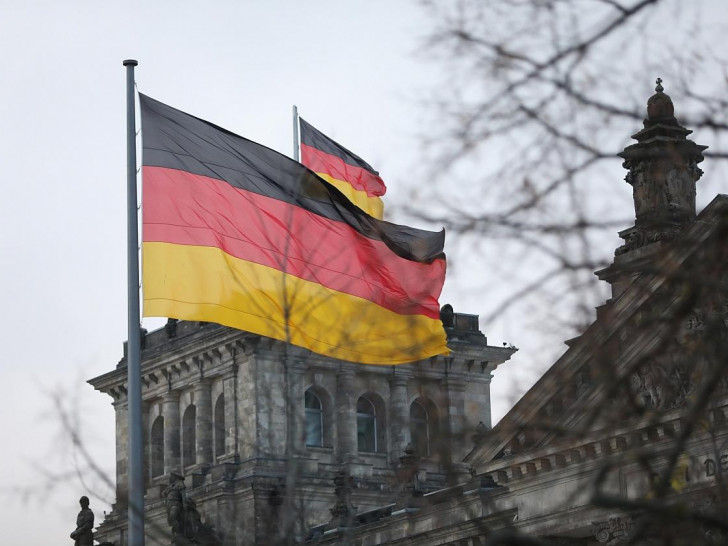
[
  {"xmin": 140, "ymin": 95, "xmax": 448, "ymax": 365},
  {"xmin": 299, "ymin": 118, "xmax": 386, "ymax": 219}
]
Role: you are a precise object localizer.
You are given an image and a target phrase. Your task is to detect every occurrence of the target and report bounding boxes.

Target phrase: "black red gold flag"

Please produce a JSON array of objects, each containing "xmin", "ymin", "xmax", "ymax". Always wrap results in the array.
[
  {"xmin": 299, "ymin": 118, "xmax": 386, "ymax": 219},
  {"xmin": 139, "ymin": 94, "xmax": 448, "ymax": 364}
]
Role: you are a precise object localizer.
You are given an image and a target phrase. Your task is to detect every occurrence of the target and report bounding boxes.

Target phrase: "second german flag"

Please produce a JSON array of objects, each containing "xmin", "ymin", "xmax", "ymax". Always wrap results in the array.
[{"xmin": 300, "ymin": 118, "xmax": 386, "ymax": 219}]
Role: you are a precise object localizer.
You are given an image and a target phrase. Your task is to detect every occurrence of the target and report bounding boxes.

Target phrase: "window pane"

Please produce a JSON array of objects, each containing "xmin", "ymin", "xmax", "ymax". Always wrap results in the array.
[
  {"xmin": 357, "ymin": 396, "xmax": 377, "ymax": 452},
  {"xmin": 410, "ymin": 401, "xmax": 429, "ymax": 456},
  {"xmin": 151, "ymin": 416, "xmax": 164, "ymax": 478},
  {"xmin": 305, "ymin": 407, "xmax": 323, "ymax": 447},
  {"xmin": 182, "ymin": 405, "xmax": 196, "ymax": 467},
  {"xmin": 357, "ymin": 414, "xmax": 376, "ymax": 452}
]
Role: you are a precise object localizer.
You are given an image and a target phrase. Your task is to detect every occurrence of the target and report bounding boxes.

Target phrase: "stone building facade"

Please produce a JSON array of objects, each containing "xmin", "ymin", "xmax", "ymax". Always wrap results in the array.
[
  {"xmin": 92, "ymin": 81, "xmax": 728, "ymax": 545},
  {"xmin": 89, "ymin": 309, "xmax": 516, "ymax": 545}
]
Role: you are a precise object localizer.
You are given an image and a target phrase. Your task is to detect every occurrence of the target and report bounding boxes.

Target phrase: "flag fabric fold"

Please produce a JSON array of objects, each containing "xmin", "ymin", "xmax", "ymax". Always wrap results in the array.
[
  {"xmin": 139, "ymin": 94, "xmax": 448, "ymax": 364},
  {"xmin": 299, "ymin": 118, "xmax": 386, "ymax": 219}
]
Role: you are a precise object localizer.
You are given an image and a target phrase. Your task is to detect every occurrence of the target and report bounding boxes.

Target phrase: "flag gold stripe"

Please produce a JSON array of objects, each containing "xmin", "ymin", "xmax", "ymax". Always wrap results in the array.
[
  {"xmin": 317, "ymin": 173, "xmax": 384, "ymax": 219},
  {"xmin": 143, "ymin": 242, "xmax": 448, "ymax": 364}
]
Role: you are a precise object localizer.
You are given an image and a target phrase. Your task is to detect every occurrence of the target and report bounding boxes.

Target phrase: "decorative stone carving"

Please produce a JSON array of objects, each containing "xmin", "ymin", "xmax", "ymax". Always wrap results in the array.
[
  {"xmin": 395, "ymin": 444, "xmax": 424, "ymax": 507},
  {"xmin": 162, "ymin": 473, "xmax": 221, "ymax": 545},
  {"xmin": 471, "ymin": 421, "xmax": 488, "ymax": 445},
  {"xmin": 165, "ymin": 318, "xmax": 179, "ymax": 338},
  {"xmin": 440, "ymin": 303, "xmax": 455, "ymax": 328},
  {"xmin": 615, "ymin": 224, "xmax": 684, "ymax": 255},
  {"xmin": 591, "ymin": 516, "xmax": 632, "ymax": 543},
  {"xmin": 685, "ymin": 309, "xmax": 705, "ymax": 333},
  {"xmin": 329, "ymin": 468, "xmax": 357, "ymax": 528},
  {"xmin": 630, "ymin": 356, "xmax": 692, "ymax": 410}
]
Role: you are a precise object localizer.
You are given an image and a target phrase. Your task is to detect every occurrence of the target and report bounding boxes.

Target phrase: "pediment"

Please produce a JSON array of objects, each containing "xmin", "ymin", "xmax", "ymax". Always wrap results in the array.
[{"xmin": 468, "ymin": 195, "xmax": 728, "ymax": 471}]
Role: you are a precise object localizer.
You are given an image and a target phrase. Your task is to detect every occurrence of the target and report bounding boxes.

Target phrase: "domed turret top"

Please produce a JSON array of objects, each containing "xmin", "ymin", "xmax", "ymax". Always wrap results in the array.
[{"xmin": 646, "ymin": 77, "xmax": 675, "ymax": 123}]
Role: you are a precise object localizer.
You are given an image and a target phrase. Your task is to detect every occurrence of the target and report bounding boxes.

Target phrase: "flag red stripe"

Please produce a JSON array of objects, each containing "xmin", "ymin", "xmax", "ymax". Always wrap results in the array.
[
  {"xmin": 301, "ymin": 143, "xmax": 386, "ymax": 197},
  {"xmin": 143, "ymin": 166, "xmax": 444, "ymax": 320}
]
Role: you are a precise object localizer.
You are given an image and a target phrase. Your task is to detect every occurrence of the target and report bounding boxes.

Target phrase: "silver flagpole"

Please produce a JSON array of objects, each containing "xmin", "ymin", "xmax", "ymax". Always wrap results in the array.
[
  {"xmin": 292, "ymin": 105, "xmax": 300, "ymax": 162},
  {"xmin": 123, "ymin": 58, "xmax": 145, "ymax": 546}
]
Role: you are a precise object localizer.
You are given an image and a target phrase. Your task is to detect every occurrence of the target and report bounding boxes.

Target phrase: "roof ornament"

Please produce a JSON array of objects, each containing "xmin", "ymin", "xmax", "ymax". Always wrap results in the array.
[{"xmin": 646, "ymin": 77, "xmax": 674, "ymax": 122}]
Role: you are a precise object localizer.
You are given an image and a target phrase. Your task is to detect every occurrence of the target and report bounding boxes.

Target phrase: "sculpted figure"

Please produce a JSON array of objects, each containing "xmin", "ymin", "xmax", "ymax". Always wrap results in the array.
[
  {"xmin": 162, "ymin": 473, "xmax": 188, "ymax": 541},
  {"xmin": 162, "ymin": 472, "xmax": 221, "ymax": 545},
  {"xmin": 70, "ymin": 496, "xmax": 94, "ymax": 546}
]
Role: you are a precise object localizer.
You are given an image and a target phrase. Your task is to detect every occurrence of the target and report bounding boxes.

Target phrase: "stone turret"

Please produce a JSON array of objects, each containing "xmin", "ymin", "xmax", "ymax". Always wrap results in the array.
[
  {"xmin": 597, "ymin": 79, "xmax": 708, "ymax": 298},
  {"xmin": 617, "ymin": 78, "xmax": 707, "ymax": 253}
]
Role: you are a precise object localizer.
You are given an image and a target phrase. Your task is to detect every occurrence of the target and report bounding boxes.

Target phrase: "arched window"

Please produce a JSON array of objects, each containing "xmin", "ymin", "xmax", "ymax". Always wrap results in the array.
[
  {"xmin": 410, "ymin": 398, "xmax": 438, "ymax": 457},
  {"xmin": 357, "ymin": 396, "xmax": 377, "ymax": 452},
  {"xmin": 182, "ymin": 404, "xmax": 196, "ymax": 468},
  {"xmin": 305, "ymin": 390, "xmax": 323, "ymax": 447},
  {"xmin": 410, "ymin": 401, "xmax": 429, "ymax": 456},
  {"xmin": 214, "ymin": 394, "xmax": 225, "ymax": 459},
  {"xmin": 150, "ymin": 416, "xmax": 164, "ymax": 478}
]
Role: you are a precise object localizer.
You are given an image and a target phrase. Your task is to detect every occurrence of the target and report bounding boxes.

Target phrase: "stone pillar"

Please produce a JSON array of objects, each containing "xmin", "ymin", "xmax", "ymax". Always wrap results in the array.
[
  {"xmin": 223, "ymin": 371, "xmax": 238, "ymax": 458},
  {"xmin": 114, "ymin": 400, "xmax": 128, "ymax": 509},
  {"xmin": 336, "ymin": 366, "xmax": 357, "ymax": 459},
  {"xmin": 141, "ymin": 400, "xmax": 149, "ymax": 487},
  {"xmin": 288, "ymin": 359, "xmax": 307, "ymax": 453},
  {"xmin": 194, "ymin": 379, "xmax": 213, "ymax": 466},
  {"xmin": 389, "ymin": 375, "xmax": 409, "ymax": 465},
  {"xmin": 218, "ymin": 495, "xmax": 239, "ymax": 546},
  {"xmin": 482, "ymin": 372, "xmax": 494, "ymax": 429},
  {"xmin": 441, "ymin": 375, "xmax": 467, "ymax": 458},
  {"xmin": 163, "ymin": 390, "xmax": 181, "ymax": 474}
]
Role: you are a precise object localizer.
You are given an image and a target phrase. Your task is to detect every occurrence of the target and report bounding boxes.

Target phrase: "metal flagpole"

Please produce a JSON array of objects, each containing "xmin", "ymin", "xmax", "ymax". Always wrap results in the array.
[
  {"xmin": 292, "ymin": 105, "xmax": 300, "ymax": 162},
  {"xmin": 123, "ymin": 58, "xmax": 145, "ymax": 546}
]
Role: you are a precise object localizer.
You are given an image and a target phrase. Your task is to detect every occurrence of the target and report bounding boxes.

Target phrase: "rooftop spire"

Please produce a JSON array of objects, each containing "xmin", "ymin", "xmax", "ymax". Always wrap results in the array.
[
  {"xmin": 614, "ymin": 78, "xmax": 707, "ymax": 258},
  {"xmin": 597, "ymin": 79, "xmax": 708, "ymax": 298}
]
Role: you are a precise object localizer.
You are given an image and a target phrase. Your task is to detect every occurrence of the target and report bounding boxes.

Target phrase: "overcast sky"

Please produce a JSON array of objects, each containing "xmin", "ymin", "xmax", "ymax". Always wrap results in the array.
[{"xmin": 3, "ymin": 1, "xmax": 724, "ymax": 544}]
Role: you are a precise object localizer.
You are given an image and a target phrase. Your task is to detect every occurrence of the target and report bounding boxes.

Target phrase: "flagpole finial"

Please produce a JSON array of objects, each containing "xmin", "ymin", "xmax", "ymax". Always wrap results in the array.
[{"xmin": 123, "ymin": 59, "xmax": 138, "ymax": 66}]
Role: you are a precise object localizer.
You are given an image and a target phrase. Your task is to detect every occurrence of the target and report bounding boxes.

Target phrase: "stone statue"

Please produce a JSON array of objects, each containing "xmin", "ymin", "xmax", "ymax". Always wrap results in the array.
[
  {"xmin": 70, "ymin": 496, "xmax": 94, "ymax": 546},
  {"xmin": 162, "ymin": 473, "xmax": 188, "ymax": 542},
  {"xmin": 162, "ymin": 472, "xmax": 221, "ymax": 546}
]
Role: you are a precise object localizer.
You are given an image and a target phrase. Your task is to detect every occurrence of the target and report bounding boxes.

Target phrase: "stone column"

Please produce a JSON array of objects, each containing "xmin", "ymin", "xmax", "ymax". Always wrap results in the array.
[
  {"xmin": 288, "ymin": 358, "xmax": 307, "ymax": 453},
  {"xmin": 441, "ymin": 375, "xmax": 467, "ymax": 460},
  {"xmin": 389, "ymin": 375, "xmax": 409, "ymax": 465},
  {"xmin": 223, "ymin": 371, "xmax": 239, "ymax": 458},
  {"xmin": 114, "ymin": 399, "xmax": 128, "ymax": 509},
  {"xmin": 141, "ymin": 400, "xmax": 149, "ymax": 488},
  {"xmin": 336, "ymin": 366, "xmax": 357, "ymax": 460},
  {"xmin": 163, "ymin": 390, "xmax": 181, "ymax": 474},
  {"xmin": 482, "ymin": 372, "xmax": 494, "ymax": 429},
  {"xmin": 194, "ymin": 379, "xmax": 213, "ymax": 467}
]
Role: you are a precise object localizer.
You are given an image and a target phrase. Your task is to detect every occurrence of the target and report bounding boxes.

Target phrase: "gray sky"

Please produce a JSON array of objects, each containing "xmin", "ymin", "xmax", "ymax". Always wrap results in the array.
[{"xmin": 0, "ymin": 2, "xmax": 529, "ymax": 543}]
